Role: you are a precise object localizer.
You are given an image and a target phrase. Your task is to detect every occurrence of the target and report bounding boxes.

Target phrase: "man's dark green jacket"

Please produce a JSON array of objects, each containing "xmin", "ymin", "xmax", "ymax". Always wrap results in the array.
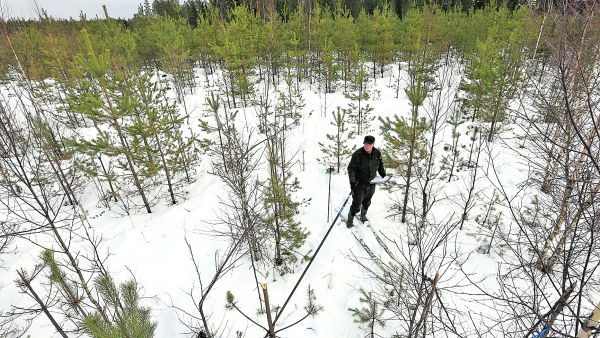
[{"xmin": 348, "ymin": 147, "xmax": 386, "ymax": 188}]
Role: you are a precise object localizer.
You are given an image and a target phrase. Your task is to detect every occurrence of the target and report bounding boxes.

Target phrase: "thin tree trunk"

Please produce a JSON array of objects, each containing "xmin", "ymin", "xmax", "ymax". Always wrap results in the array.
[
  {"xmin": 336, "ymin": 109, "xmax": 342, "ymax": 173},
  {"xmin": 538, "ymin": 175, "xmax": 573, "ymax": 265},
  {"xmin": 98, "ymin": 155, "xmax": 118, "ymax": 202},
  {"xmin": 111, "ymin": 118, "xmax": 152, "ymax": 213},
  {"xmin": 407, "ymin": 277, "xmax": 426, "ymax": 336},
  {"xmin": 45, "ymin": 152, "xmax": 78, "ymax": 206},
  {"xmin": 447, "ymin": 126, "xmax": 460, "ymax": 183},
  {"xmin": 421, "ymin": 90, "xmax": 444, "ymax": 222},
  {"xmin": 538, "ymin": 123, "xmax": 598, "ymax": 266},
  {"xmin": 541, "ymin": 133, "xmax": 562, "ymax": 193},
  {"xmin": 460, "ymin": 133, "xmax": 482, "ymax": 230},
  {"xmin": 98, "ymin": 84, "xmax": 152, "ymax": 213},
  {"xmin": 262, "ymin": 284, "xmax": 276, "ymax": 337},
  {"xmin": 413, "ymin": 271, "xmax": 440, "ymax": 337},
  {"xmin": 545, "ymin": 181, "xmax": 600, "ymax": 269},
  {"xmin": 401, "ymin": 106, "xmax": 419, "ymax": 223},
  {"xmin": 155, "ymin": 135, "xmax": 176, "ymax": 205},
  {"xmin": 524, "ymin": 283, "xmax": 576, "ymax": 338},
  {"xmin": 576, "ymin": 222, "xmax": 595, "ymax": 334},
  {"xmin": 487, "ymin": 81, "xmax": 507, "ymax": 142},
  {"xmin": 17, "ymin": 270, "xmax": 68, "ymax": 338},
  {"xmin": 396, "ymin": 61, "xmax": 402, "ymax": 98}
]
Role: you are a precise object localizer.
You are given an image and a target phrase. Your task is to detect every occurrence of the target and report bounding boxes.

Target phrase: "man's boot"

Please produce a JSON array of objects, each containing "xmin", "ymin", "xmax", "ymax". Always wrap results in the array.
[
  {"xmin": 346, "ymin": 210, "xmax": 355, "ymax": 228},
  {"xmin": 360, "ymin": 207, "xmax": 368, "ymax": 222}
]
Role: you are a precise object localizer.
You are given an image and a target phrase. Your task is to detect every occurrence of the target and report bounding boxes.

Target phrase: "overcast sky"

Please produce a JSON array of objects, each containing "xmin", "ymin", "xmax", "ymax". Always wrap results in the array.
[{"xmin": 2, "ymin": 0, "xmax": 141, "ymax": 19}]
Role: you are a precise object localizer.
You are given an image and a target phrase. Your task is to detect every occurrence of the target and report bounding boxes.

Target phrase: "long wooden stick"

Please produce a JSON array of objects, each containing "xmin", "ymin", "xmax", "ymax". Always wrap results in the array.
[
  {"xmin": 413, "ymin": 271, "xmax": 440, "ymax": 337},
  {"xmin": 262, "ymin": 283, "xmax": 276, "ymax": 338}
]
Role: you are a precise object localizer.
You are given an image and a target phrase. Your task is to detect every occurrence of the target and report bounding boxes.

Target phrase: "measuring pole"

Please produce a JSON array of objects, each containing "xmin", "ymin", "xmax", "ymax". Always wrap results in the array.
[{"xmin": 326, "ymin": 166, "xmax": 334, "ymax": 222}]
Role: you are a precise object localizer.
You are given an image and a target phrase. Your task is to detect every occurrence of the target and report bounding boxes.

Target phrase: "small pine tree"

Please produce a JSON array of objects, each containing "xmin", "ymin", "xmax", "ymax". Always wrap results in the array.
[
  {"xmin": 304, "ymin": 285, "xmax": 324, "ymax": 316},
  {"xmin": 472, "ymin": 191, "xmax": 505, "ymax": 255},
  {"xmin": 391, "ymin": 16, "xmax": 437, "ymax": 223},
  {"xmin": 129, "ymin": 72, "xmax": 197, "ymax": 204},
  {"xmin": 318, "ymin": 36, "xmax": 340, "ymax": 115},
  {"xmin": 379, "ymin": 109, "xmax": 430, "ymax": 223},
  {"xmin": 355, "ymin": 9, "xmax": 376, "ymax": 76},
  {"xmin": 67, "ymin": 29, "xmax": 153, "ymax": 213},
  {"xmin": 349, "ymin": 288, "xmax": 385, "ymax": 338},
  {"xmin": 379, "ymin": 114, "xmax": 429, "ymax": 175},
  {"xmin": 258, "ymin": 85, "xmax": 308, "ymax": 273},
  {"xmin": 318, "ymin": 107, "xmax": 354, "ymax": 173},
  {"xmin": 82, "ymin": 275, "xmax": 157, "ymax": 338},
  {"xmin": 441, "ymin": 104, "xmax": 465, "ymax": 182},
  {"xmin": 283, "ymin": 7, "xmax": 309, "ymax": 88},
  {"xmin": 41, "ymin": 250, "xmax": 86, "ymax": 317},
  {"xmin": 344, "ymin": 44, "xmax": 374, "ymax": 136},
  {"xmin": 460, "ymin": 27, "xmax": 522, "ymax": 142},
  {"xmin": 213, "ymin": 5, "xmax": 259, "ymax": 107},
  {"xmin": 156, "ymin": 17, "xmax": 196, "ymax": 114},
  {"xmin": 262, "ymin": 174, "xmax": 307, "ymax": 272},
  {"xmin": 333, "ymin": 4, "xmax": 358, "ymax": 92},
  {"xmin": 371, "ymin": 4, "xmax": 397, "ymax": 78}
]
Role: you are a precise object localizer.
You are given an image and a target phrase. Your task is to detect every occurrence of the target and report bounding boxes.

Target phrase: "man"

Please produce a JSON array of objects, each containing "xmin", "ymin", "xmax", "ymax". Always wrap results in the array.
[{"xmin": 347, "ymin": 135, "xmax": 386, "ymax": 228}]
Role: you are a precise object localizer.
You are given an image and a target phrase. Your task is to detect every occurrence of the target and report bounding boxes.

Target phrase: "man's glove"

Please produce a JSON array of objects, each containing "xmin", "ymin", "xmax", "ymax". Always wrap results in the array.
[{"xmin": 350, "ymin": 181, "xmax": 356, "ymax": 191}]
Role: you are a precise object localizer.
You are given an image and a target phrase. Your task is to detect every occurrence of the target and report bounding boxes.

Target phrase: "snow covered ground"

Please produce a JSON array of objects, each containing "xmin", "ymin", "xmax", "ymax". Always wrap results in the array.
[{"xmin": 0, "ymin": 63, "xmax": 534, "ymax": 337}]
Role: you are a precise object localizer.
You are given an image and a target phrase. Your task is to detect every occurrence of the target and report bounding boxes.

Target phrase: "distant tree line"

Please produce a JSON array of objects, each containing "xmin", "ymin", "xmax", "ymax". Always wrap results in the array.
[
  {"xmin": 0, "ymin": 0, "xmax": 542, "ymax": 84},
  {"xmin": 145, "ymin": 0, "xmax": 528, "ymax": 25}
]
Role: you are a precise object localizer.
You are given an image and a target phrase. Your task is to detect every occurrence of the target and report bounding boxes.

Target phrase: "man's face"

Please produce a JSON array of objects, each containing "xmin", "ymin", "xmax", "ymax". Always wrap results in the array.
[{"xmin": 364, "ymin": 143, "xmax": 374, "ymax": 153}]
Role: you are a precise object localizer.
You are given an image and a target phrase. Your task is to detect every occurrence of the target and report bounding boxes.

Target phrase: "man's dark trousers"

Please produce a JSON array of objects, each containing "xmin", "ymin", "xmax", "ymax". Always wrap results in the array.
[{"xmin": 350, "ymin": 184, "xmax": 376, "ymax": 217}]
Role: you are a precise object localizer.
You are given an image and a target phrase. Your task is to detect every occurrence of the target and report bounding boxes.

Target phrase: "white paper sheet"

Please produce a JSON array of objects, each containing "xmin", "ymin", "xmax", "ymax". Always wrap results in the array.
[{"xmin": 369, "ymin": 175, "xmax": 390, "ymax": 185}]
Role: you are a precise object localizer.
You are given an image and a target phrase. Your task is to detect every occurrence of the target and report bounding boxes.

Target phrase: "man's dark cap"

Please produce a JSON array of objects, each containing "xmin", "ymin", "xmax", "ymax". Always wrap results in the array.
[{"xmin": 363, "ymin": 135, "xmax": 375, "ymax": 144}]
